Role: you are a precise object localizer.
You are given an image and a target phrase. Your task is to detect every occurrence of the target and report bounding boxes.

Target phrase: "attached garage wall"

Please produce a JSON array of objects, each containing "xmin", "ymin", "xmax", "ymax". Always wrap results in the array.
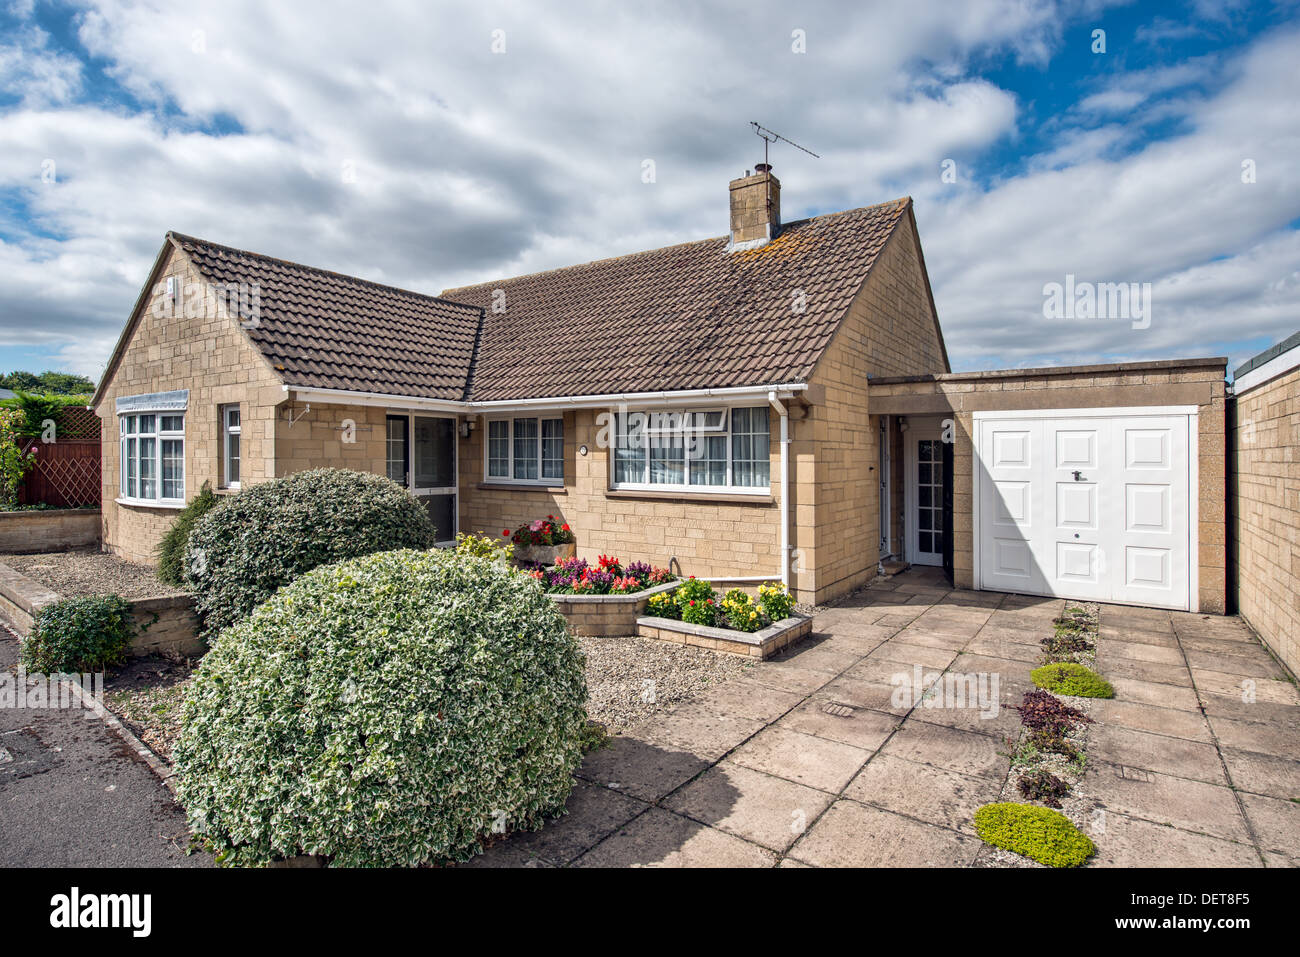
[
  {"xmin": 1230, "ymin": 348, "xmax": 1300, "ymax": 676},
  {"xmin": 869, "ymin": 359, "xmax": 1227, "ymax": 613}
]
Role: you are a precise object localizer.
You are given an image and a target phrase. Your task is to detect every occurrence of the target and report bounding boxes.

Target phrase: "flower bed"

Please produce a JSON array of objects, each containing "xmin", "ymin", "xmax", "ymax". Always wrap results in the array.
[
  {"xmin": 635, "ymin": 578, "xmax": 809, "ymax": 659},
  {"xmin": 532, "ymin": 554, "xmax": 678, "ymax": 637}
]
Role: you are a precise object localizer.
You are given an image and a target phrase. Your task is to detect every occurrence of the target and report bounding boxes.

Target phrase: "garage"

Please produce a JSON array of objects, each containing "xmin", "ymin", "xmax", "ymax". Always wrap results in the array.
[{"xmin": 973, "ymin": 407, "xmax": 1196, "ymax": 611}]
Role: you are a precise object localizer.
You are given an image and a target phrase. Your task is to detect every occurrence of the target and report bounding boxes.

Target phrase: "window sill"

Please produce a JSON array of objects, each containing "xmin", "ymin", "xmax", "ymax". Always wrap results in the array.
[
  {"xmin": 605, "ymin": 488, "xmax": 774, "ymax": 505},
  {"xmin": 115, "ymin": 497, "xmax": 186, "ymax": 511},
  {"xmin": 477, "ymin": 482, "xmax": 567, "ymax": 494}
]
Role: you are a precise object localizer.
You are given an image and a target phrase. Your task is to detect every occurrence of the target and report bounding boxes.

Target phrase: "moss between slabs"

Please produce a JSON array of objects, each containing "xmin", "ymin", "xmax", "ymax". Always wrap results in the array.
[
  {"xmin": 1031, "ymin": 662, "xmax": 1114, "ymax": 698},
  {"xmin": 973, "ymin": 802, "xmax": 1096, "ymax": 868}
]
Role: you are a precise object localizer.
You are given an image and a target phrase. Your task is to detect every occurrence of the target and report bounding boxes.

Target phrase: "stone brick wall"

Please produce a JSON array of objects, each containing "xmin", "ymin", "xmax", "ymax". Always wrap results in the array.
[
  {"xmin": 1231, "ymin": 364, "xmax": 1300, "ymax": 675},
  {"xmin": 0, "ymin": 509, "xmax": 101, "ymax": 553},
  {"xmin": 799, "ymin": 210, "xmax": 949, "ymax": 603},
  {"xmin": 95, "ymin": 243, "xmax": 285, "ymax": 564},
  {"xmin": 869, "ymin": 361, "xmax": 1228, "ymax": 613},
  {"xmin": 457, "ymin": 408, "xmax": 791, "ymax": 591},
  {"xmin": 274, "ymin": 401, "xmax": 388, "ymax": 478}
]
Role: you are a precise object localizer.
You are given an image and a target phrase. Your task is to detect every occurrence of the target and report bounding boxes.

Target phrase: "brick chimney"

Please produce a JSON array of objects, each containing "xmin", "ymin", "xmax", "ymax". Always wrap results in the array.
[{"xmin": 729, "ymin": 163, "xmax": 781, "ymax": 247}]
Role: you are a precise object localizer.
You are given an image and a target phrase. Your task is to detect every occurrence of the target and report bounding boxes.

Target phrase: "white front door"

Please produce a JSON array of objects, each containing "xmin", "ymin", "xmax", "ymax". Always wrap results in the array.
[
  {"xmin": 976, "ymin": 410, "xmax": 1193, "ymax": 610},
  {"xmin": 905, "ymin": 422, "xmax": 945, "ymax": 567}
]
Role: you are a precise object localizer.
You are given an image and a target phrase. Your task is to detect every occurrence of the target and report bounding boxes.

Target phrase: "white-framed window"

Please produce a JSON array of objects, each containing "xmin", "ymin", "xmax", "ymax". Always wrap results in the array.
[
  {"xmin": 484, "ymin": 416, "xmax": 564, "ymax": 484},
  {"xmin": 119, "ymin": 412, "xmax": 185, "ymax": 505},
  {"xmin": 221, "ymin": 405, "xmax": 241, "ymax": 489},
  {"xmin": 613, "ymin": 406, "xmax": 770, "ymax": 492}
]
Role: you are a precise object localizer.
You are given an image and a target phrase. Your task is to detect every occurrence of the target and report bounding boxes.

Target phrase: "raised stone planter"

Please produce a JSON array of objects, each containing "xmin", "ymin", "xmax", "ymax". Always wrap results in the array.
[
  {"xmin": 0, "ymin": 560, "xmax": 204, "ymax": 660},
  {"xmin": 0, "ymin": 508, "xmax": 100, "ymax": 553},
  {"xmin": 547, "ymin": 580, "xmax": 679, "ymax": 637},
  {"xmin": 636, "ymin": 614, "xmax": 813, "ymax": 659},
  {"xmin": 514, "ymin": 542, "xmax": 577, "ymax": 565}
]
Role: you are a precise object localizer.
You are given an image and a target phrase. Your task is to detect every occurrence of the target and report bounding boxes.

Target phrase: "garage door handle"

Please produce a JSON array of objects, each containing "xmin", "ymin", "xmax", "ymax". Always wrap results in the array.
[{"xmin": 1072, "ymin": 470, "xmax": 1085, "ymax": 481}]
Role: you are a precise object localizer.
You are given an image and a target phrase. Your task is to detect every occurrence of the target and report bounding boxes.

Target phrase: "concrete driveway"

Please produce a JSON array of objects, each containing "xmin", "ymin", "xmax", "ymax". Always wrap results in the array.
[{"xmin": 468, "ymin": 568, "xmax": 1300, "ymax": 868}]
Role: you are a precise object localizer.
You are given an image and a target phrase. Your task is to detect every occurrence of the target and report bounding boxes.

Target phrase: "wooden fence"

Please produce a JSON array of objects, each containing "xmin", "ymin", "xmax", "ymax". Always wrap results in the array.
[{"xmin": 16, "ymin": 407, "xmax": 101, "ymax": 509}]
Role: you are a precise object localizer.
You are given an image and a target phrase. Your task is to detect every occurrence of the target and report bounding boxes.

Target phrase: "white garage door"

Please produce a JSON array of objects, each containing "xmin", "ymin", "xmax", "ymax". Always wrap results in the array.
[{"xmin": 975, "ymin": 409, "xmax": 1194, "ymax": 611}]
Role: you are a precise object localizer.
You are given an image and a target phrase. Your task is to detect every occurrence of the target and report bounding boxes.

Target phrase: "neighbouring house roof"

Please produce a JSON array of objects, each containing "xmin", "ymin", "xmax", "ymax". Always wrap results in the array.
[
  {"xmin": 443, "ymin": 199, "xmax": 912, "ymax": 401},
  {"xmin": 96, "ymin": 197, "xmax": 926, "ymax": 408},
  {"xmin": 170, "ymin": 233, "xmax": 485, "ymax": 401}
]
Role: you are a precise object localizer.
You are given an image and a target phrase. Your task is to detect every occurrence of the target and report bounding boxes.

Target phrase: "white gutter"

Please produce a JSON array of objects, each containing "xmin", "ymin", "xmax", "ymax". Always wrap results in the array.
[
  {"xmin": 769, "ymin": 390, "xmax": 791, "ymax": 590},
  {"xmin": 286, "ymin": 382, "xmax": 808, "ymax": 415}
]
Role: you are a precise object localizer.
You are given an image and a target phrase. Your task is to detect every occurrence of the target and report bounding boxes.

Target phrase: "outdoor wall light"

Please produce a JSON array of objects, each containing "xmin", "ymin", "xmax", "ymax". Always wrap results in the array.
[{"xmin": 579, "ymin": 445, "xmax": 589, "ymax": 456}]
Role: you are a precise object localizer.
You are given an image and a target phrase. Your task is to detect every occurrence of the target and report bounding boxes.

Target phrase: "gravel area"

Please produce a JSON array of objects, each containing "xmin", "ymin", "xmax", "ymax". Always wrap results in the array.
[
  {"xmin": 103, "ymin": 656, "xmax": 196, "ymax": 762},
  {"xmin": 579, "ymin": 634, "xmax": 752, "ymax": 734},
  {"xmin": 1, "ymin": 547, "xmax": 187, "ymax": 600}
]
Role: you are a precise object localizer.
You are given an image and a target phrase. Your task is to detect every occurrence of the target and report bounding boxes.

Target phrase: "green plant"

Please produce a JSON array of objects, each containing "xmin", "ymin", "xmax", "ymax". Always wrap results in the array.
[
  {"xmin": 0, "ymin": 407, "xmax": 36, "ymax": 510},
  {"xmin": 20, "ymin": 594, "xmax": 134, "ymax": 673},
  {"xmin": 973, "ymin": 802, "xmax": 1095, "ymax": 867},
  {"xmin": 183, "ymin": 468, "xmax": 435, "ymax": 636},
  {"xmin": 508, "ymin": 515, "xmax": 575, "ymax": 547},
  {"xmin": 155, "ymin": 482, "xmax": 220, "ymax": 586},
  {"xmin": 1017, "ymin": 769, "xmax": 1071, "ymax": 808},
  {"xmin": 646, "ymin": 590, "xmax": 680, "ymax": 620},
  {"xmin": 675, "ymin": 577, "xmax": 718, "ymax": 626},
  {"xmin": 173, "ymin": 549, "xmax": 588, "ymax": 867},
  {"xmin": 756, "ymin": 581, "xmax": 794, "ymax": 622},
  {"xmin": 1031, "ymin": 662, "xmax": 1114, "ymax": 698},
  {"xmin": 720, "ymin": 588, "xmax": 764, "ymax": 632},
  {"xmin": 455, "ymin": 531, "xmax": 512, "ymax": 564}
]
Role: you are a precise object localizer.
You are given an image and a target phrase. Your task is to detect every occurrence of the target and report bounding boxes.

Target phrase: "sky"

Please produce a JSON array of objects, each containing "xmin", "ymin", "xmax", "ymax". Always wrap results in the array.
[{"xmin": 0, "ymin": 0, "xmax": 1297, "ymax": 383}]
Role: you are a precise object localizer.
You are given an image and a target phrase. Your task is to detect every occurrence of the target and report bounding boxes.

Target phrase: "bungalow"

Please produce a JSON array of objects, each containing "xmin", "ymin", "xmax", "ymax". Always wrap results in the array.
[{"xmin": 91, "ymin": 167, "xmax": 1227, "ymax": 613}]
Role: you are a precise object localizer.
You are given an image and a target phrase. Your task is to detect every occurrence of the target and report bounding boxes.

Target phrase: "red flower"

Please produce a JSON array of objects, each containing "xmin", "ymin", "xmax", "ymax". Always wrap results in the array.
[
  {"xmin": 561, "ymin": 523, "xmax": 571, "ymax": 532},
  {"xmin": 502, "ymin": 529, "xmax": 511, "ymax": 536}
]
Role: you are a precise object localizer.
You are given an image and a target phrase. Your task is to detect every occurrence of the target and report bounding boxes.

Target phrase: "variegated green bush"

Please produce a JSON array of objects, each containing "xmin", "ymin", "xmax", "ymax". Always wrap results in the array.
[
  {"xmin": 173, "ymin": 548, "xmax": 588, "ymax": 867},
  {"xmin": 183, "ymin": 468, "xmax": 435, "ymax": 636}
]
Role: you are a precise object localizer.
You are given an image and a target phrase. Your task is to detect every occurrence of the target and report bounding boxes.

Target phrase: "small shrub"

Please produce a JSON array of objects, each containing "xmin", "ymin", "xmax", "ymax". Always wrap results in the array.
[
  {"xmin": 20, "ymin": 595, "xmax": 134, "ymax": 673},
  {"xmin": 1031, "ymin": 662, "xmax": 1114, "ymax": 698},
  {"xmin": 676, "ymin": 578, "xmax": 718, "ymax": 626},
  {"xmin": 1017, "ymin": 769, "xmax": 1071, "ymax": 808},
  {"xmin": 183, "ymin": 468, "xmax": 435, "ymax": 636},
  {"xmin": 1016, "ymin": 689, "xmax": 1092, "ymax": 736},
  {"xmin": 720, "ymin": 588, "xmax": 764, "ymax": 632},
  {"xmin": 454, "ymin": 531, "xmax": 511, "ymax": 564},
  {"xmin": 156, "ymin": 482, "xmax": 220, "ymax": 586},
  {"xmin": 646, "ymin": 590, "xmax": 680, "ymax": 619},
  {"xmin": 973, "ymin": 802, "xmax": 1095, "ymax": 867},
  {"xmin": 173, "ymin": 549, "xmax": 588, "ymax": 867},
  {"xmin": 756, "ymin": 581, "xmax": 794, "ymax": 622}
]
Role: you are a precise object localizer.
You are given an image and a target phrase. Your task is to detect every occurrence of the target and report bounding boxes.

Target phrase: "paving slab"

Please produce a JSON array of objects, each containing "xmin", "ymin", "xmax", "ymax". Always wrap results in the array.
[
  {"xmin": 1086, "ymin": 813, "xmax": 1261, "ymax": 868},
  {"xmin": 630, "ymin": 704, "xmax": 766, "ymax": 762},
  {"xmin": 575, "ymin": 737, "xmax": 713, "ymax": 803},
  {"xmin": 1087, "ymin": 698, "xmax": 1213, "ymax": 743},
  {"xmin": 1088, "ymin": 724, "xmax": 1228, "ymax": 785},
  {"xmin": 816, "ymin": 675, "xmax": 917, "ymax": 716},
  {"xmin": 691, "ymin": 679, "xmax": 804, "ymax": 724},
  {"xmin": 1206, "ymin": 714, "xmax": 1300, "ymax": 758},
  {"xmin": 1107, "ymin": 676, "xmax": 1201, "ymax": 711},
  {"xmin": 950, "ymin": 652, "xmax": 1037, "ymax": 686},
  {"xmin": 574, "ymin": 807, "xmax": 776, "ymax": 868},
  {"xmin": 1220, "ymin": 747, "xmax": 1300, "ymax": 800},
  {"xmin": 1238, "ymin": 793, "xmax": 1300, "ymax": 855},
  {"xmin": 771, "ymin": 641, "xmax": 865, "ymax": 676},
  {"xmin": 774, "ymin": 697, "xmax": 898, "ymax": 751},
  {"xmin": 789, "ymin": 799, "xmax": 980, "ymax": 867},
  {"xmin": 1094, "ymin": 654, "xmax": 1191, "ymax": 686},
  {"xmin": 1198, "ymin": 692, "xmax": 1300, "ymax": 730},
  {"xmin": 664, "ymin": 761, "xmax": 834, "ymax": 853},
  {"xmin": 1101, "ymin": 640, "xmax": 1187, "ymax": 666},
  {"xmin": 737, "ymin": 663, "xmax": 836, "ymax": 697},
  {"xmin": 1099, "ymin": 625, "xmax": 1180, "ymax": 647},
  {"xmin": 884, "ymin": 627, "xmax": 971, "ymax": 651},
  {"xmin": 844, "ymin": 753, "xmax": 1004, "ymax": 833},
  {"xmin": 1185, "ymin": 649, "xmax": 1289, "ymax": 680},
  {"xmin": 1193, "ymin": 669, "xmax": 1300, "ymax": 706},
  {"xmin": 878, "ymin": 721, "xmax": 1010, "ymax": 779},
  {"xmin": 965, "ymin": 635, "xmax": 1042, "ymax": 663},
  {"xmin": 1082, "ymin": 761, "xmax": 1251, "ymax": 844},
  {"xmin": 728, "ymin": 725, "xmax": 872, "ymax": 793},
  {"xmin": 868, "ymin": 640, "xmax": 961, "ymax": 670}
]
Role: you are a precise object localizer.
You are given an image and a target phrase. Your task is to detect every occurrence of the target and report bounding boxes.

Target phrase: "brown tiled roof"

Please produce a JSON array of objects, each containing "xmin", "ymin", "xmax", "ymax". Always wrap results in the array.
[
  {"xmin": 165, "ymin": 198, "xmax": 909, "ymax": 403},
  {"xmin": 444, "ymin": 199, "xmax": 910, "ymax": 401},
  {"xmin": 171, "ymin": 233, "xmax": 484, "ymax": 400}
]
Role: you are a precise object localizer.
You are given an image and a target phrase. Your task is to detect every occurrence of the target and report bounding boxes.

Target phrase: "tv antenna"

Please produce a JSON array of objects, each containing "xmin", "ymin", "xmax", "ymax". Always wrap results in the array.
[{"xmin": 750, "ymin": 122, "xmax": 820, "ymax": 170}]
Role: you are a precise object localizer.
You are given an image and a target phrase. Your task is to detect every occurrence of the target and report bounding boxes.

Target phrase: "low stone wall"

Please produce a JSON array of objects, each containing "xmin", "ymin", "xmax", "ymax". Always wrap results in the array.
[
  {"xmin": 637, "ymin": 614, "xmax": 813, "ymax": 659},
  {"xmin": 0, "ymin": 560, "xmax": 203, "ymax": 660},
  {"xmin": 0, "ymin": 509, "xmax": 101, "ymax": 553},
  {"xmin": 547, "ymin": 581, "xmax": 679, "ymax": 637}
]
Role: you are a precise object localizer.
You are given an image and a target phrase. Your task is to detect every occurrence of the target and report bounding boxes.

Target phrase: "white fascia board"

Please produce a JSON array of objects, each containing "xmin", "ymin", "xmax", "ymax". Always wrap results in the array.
[
  {"xmin": 285, "ymin": 386, "xmax": 468, "ymax": 414},
  {"xmin": 1234, "ymin": 347, "xmax": 1300, "ymax": 395}
]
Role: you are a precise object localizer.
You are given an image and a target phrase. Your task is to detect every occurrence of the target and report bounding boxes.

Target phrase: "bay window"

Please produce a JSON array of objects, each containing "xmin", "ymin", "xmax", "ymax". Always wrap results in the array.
[
  {"xmin": 485, "ymin": 416, "xmax": 564, "ymax": 484},
  {"xmin": 120, "ymin": 413, "xmax": 185, "ymax": 504},
  {"xmin": 613, "ymin": 407, "xmax": 770, "ymax": 492}
]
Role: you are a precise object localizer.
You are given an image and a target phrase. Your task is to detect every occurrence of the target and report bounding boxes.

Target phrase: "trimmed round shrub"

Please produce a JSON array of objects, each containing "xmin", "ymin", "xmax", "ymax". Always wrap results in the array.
[
  {"xmin": 183, "ymin": 468, "xmax": 435, "ymax": 635},
  {"xmin": 1031, "ymin": 662, "xmax": 1114, "ymax": 698},
  {"xmin": 973, "ymin": 802, "xmax": 1095, "ymax": 867},
  {"xmin": 173, "ymin": 548, "xmax": 588, "ymax": 867},
  {"xmin": 155, "ymin": 481, "xmax": 219, "ymax": 586},
  {"xmin": 20, "ymin": 594, "xmax": 134, "ymax": 674}
]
